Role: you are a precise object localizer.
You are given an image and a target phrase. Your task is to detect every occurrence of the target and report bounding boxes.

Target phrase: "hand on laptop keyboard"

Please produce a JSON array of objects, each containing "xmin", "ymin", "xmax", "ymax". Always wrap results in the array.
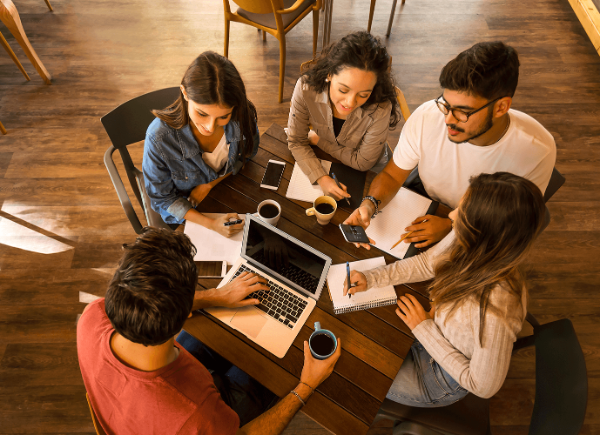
[{"xmin": 217, "ymin": 271, "xmax": 269, "ymax": 308}]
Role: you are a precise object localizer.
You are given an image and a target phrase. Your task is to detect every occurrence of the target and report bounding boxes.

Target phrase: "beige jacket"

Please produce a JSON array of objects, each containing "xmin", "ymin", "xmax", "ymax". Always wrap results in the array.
[
  {"xmin": 287, "ymin": 77, "xmax": 392, "ymax": 184},
  {"xmin": 362, "ymin": 232, "xmax": 527, "ymax": 398}
]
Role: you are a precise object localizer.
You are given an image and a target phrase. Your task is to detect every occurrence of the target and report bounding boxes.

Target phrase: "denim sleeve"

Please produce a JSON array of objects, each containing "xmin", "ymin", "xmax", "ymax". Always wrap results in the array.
[{"xmin": 142, "ymin": 135, "xmax": 192, "ymax": 225}]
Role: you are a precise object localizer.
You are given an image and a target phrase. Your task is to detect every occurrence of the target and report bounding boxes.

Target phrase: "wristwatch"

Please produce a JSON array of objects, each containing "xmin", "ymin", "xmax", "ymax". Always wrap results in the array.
[{"xmin": 362, "ymin": 196, "xmax": 381, "ymax": 219}]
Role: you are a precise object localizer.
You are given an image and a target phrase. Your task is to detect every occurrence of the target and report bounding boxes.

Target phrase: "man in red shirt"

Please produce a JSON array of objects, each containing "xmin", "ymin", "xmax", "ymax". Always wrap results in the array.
[{"xmin": 77, "ymin": 228, "xmax": 341, "ymax": 435}]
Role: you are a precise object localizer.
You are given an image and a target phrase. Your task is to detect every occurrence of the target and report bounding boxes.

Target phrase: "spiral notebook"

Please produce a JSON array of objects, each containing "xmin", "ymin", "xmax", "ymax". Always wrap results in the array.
[{"xmin": 327, "ymin": 257, "xmax": 397, "ymax": 314}]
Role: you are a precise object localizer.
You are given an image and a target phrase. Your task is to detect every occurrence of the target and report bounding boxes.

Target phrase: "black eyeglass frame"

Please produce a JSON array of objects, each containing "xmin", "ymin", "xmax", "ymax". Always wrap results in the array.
[{"xmin": 435, "ymin": 94, "xmax": 503, "ymax": 123}]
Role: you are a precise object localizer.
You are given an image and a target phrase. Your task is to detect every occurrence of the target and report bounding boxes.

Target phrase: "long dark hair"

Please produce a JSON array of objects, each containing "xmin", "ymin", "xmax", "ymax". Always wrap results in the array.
[
  {"xmin": 303, "ymin": 31, "xmax": 401, "ymax": 128},
  {"xmin": 430, "ymin": 172, "xmax": 546, "ymax": 343},
  {"xmin": 152, "ymin": 51, "xmax": 257, "ymax": 159}
]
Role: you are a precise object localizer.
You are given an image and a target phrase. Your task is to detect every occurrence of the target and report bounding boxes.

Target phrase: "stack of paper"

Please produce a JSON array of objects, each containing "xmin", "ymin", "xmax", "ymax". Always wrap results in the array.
[{"xmin": 183, "ymin": 213, "xmax": 243, "ymax": 265}]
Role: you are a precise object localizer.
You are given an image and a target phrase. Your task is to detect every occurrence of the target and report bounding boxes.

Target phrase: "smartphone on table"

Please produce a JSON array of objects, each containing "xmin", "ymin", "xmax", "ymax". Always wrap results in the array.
[
  {"xmin": 339, "ymin": 224, "xmax": 370, "ymax": 244},
  {"xmin": 260, "ymin": 160, "xmax": 286, "ymax": 190},
  {"xmin": 195, "ymin": 261, "xmax": 227, "ymax": 278}
]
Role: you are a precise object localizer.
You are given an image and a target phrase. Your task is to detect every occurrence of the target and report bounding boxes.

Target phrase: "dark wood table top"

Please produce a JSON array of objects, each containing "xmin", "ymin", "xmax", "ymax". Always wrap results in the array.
[{"xmin": 184, "ymin": 124, "xmax": 445, "ymax": 435}]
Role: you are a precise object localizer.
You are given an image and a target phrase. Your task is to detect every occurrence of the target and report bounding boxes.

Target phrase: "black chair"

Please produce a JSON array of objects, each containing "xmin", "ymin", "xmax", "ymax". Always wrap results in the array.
[
  {"xmin": 102, "ymin": 87, "xmax": 180, "ymax": 234},
  {"xmin": 375, "ymin": 315, "xmax": 588, "ymax": 435}
]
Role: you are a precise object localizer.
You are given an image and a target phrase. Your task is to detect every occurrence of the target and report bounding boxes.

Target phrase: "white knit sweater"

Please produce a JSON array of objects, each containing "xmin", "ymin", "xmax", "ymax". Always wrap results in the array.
[{"xmin": 362, "ymin": 232, "xmax": 527, "ymax": 398}]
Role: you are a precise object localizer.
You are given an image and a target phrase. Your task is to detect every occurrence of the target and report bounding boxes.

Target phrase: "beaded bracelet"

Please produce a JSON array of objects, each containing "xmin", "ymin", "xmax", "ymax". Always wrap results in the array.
[{"xmin": 362, "ymin": 195, "xmax": 381, "ymax": 219}]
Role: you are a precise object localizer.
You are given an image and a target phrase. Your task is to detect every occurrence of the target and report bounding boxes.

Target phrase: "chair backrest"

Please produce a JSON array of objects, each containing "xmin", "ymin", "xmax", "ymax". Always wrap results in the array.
[
  {"xmin": 543, "ymin": 167, "xmax": 565, "ymax": 203},
  {"xmin": 85, "ymin": 393, "xmax": 107, "ymax": 435},
  {"xmin": 101, "ymin": 87, "xmax": 180, "ymax": 233},
  {"xmin": 228, "ymin": 0, "xmax": 277, "ymax": 14},
  {"xmin": 528, "ymin": 319, "xmax": 587, "ymax": 435},
  {"xmin": 395, "ymin": 86, "xmax": 411, "ymax": 121}
]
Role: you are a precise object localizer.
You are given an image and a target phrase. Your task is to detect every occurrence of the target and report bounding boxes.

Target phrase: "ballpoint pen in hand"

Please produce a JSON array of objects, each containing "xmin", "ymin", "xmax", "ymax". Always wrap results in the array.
[
  {"xmin": 346, "ymin": 261, "xmax": 353, "ymax": 298},
  {"xmin": 331, "ymin": 172, "xmax": 351, "ymax": 207}
]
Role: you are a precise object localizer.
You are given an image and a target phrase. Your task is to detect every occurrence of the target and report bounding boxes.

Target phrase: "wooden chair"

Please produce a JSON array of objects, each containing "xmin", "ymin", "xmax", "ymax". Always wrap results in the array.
[
  {"xmin": 0, "ymin": 119, "xmax": 6, "ymax": 135},
  {"xmin": 0, "ymin": 0, "xmax": 52, "ymax": 84},
  {"xmin": 85, "ymin": 393, "xmax": 107, "ymax": 435},
  {"xmin": 395, "ymin": 86, "xmax": 410, "ymax": 121},
  {"xmin": 367, "ymin": 0, "xmax": 406, "ymax": 36},
  {"xmin": 223, "ymin": 0, "xmax": 321, "ymax": 103}
]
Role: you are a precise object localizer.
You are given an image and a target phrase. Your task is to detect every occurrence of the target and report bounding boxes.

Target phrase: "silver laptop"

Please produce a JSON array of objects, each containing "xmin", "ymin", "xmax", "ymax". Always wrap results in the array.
[{"xmin": 205, "ymin": 213, "xmax": 332, "ymax": 358}]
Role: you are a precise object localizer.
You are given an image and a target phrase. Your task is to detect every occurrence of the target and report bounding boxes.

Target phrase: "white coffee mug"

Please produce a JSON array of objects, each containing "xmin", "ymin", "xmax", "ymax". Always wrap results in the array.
[{"xmin": 254, "ymin": 199, "xmax": 281, "ymax": 226}]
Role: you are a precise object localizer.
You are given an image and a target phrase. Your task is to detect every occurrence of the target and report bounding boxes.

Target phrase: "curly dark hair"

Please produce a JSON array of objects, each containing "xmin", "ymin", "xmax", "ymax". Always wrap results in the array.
[
  {"xmin": 303, "ymin": 31, "xmax": 401, "ymax": 128},
  {"xmin": 439, "ymin": 41, "xmax": 520, "ymax": 101},
  {"xmin": 105, "ymin": 228, "xmax": 198, "ymax": 346}
]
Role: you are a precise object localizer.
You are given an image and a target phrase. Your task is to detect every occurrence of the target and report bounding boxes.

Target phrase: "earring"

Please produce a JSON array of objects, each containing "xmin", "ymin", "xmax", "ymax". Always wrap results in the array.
[{"xmin": 325, "ymin": 78, "xmax": 329, "ymax": 83}]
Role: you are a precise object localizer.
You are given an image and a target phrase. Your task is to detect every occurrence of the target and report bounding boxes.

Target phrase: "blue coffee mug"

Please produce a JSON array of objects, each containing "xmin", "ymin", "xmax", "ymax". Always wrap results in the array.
[{"xmin": 309, "ymin": 322, "xmax": 338, "ymax": 359}]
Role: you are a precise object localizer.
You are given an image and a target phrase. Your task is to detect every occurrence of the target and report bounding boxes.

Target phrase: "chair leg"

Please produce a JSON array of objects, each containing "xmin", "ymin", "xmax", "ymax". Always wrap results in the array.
[
  {"xmin": 0, "ymin": 30, "xmax": 30, "ymax": 80},
  {"xmin": 0, "ymin": 120, "xmax": 7, "ymax": 135},
  {"xmin": 223, "ymin": 18, "xmax": 230, "ymax": 57},
  {"xmin": 312, "ymin": 8, "xmax": 319, "ymax": 58},
  {"xmin": 386, "ymin": 0, "xmax": 398, "ymax": 36},
  {"xmin": 278, "ymin": 37, "xmax": 286, "ymax": 103},
  {"xmin": 43, "ymin": 0, "xmax": 53, "ymax": 12},
  {"xmin": 0, "ymin": 0, "xmax": 52, "ymax": 84},
  {"xmin": 367, "ymin": 0, "xmax": 376, "ymax": 33},
  {"xmin": 262, "ymin": 30, "xmax": 266, "ymax": 41}
]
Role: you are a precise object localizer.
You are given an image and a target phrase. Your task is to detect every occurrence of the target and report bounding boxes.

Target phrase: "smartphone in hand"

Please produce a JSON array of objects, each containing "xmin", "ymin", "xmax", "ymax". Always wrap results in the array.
[{"xmin": 339, "ymin": 224, "xmax": 370, "ymax": 244}]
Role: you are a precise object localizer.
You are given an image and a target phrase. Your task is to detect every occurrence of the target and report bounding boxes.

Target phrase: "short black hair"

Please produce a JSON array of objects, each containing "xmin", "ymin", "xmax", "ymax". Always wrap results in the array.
[
  {"xmin": 105, "ymin": 228, "xmax": 198, "ymax": 346},
  {"xmin": 439, "ymin": 41, "xmax": 520, "ymax": 100}
]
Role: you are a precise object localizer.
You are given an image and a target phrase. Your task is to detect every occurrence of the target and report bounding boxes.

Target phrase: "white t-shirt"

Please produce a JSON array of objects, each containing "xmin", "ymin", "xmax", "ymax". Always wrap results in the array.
[
  {"xmin": 202, "ymin": 134, "xmax": 230, "ymax": 172},
  {"xmin": 393, "ymin": 100, "xmax": 556, "ymax": 208}
]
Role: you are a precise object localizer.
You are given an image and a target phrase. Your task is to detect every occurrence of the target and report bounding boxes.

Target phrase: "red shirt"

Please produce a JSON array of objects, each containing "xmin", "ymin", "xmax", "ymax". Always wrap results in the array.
[{"xmin": 77, "ymin": 299, "xmax": 239, "ymax": 435}]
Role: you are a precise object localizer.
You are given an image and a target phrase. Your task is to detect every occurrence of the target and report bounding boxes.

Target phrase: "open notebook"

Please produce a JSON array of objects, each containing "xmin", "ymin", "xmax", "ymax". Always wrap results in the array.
[
  {"xmin": 286, "ymin": 160, "xmax": 332, "ymax": 203},
  {"xmin": 327, "ymin": 257, "xmax": 397, "ymax": 314},
  {"xmin": 366, "ymin": 187, "xmax": 437, "ymax": 259},
  {"xmin": 183, "ymin": 213, "xmax": 243, "ymax": 265}
]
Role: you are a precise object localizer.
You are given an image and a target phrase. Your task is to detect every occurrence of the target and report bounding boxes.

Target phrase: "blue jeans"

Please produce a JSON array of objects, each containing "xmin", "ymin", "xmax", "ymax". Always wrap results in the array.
[
  {"xmin": 386, "ymin": 341, "xmax": 468, "ymax": 407},
  {"xmin": 176, "ymin": 330, "xmax": 278, "ymax": 426}
]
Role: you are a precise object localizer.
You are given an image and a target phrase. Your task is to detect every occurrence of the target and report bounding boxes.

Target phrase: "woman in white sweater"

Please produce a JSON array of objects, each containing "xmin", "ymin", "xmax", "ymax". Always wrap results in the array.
[{"xmin": 345, "ymin": 172, "xmax": 546, "ymax": 406}]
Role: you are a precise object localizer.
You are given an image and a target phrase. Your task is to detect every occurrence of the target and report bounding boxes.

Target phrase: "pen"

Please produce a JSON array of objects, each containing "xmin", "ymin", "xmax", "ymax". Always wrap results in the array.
[
  {"xmin": 346, "ymin": 261, "xmax": 352, "ymax": 298},
  {"xmin": 223, "ymin": 219, "xmax": 243, "ymax": 226},
  {"xmin": 331, "ymin": 172, "xmax": 352, "ymax": 207}
]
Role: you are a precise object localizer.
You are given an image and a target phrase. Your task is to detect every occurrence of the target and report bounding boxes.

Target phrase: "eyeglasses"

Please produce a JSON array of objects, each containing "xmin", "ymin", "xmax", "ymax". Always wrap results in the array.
[{"xmin": 434, "ymin": 94, "xmax": 502, "ymax": 123}]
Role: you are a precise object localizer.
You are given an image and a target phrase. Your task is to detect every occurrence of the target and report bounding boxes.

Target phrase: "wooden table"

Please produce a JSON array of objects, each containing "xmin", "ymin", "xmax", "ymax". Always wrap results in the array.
[{"xmin": 184, "ymin": 124, "xmax": 438, "ymax": 435}]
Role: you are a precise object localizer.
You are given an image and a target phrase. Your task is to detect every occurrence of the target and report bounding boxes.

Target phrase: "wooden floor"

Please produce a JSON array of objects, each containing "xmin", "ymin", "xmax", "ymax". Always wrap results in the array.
[{"xmin": 1, "ymin": 0, "xmax": 599, "ymax": 433}]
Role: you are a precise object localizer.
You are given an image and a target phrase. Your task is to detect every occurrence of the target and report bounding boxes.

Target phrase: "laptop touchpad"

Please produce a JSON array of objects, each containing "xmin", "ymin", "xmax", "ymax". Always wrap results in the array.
[{"xmin": 231, "ymin": 308, "xmax": 268, "ymax": 338}]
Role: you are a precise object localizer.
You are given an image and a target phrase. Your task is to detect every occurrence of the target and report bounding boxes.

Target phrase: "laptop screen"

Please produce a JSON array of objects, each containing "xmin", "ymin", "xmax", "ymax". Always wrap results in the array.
[{"xmin": 243, "ymin": 217, "xmax": 329, "ymax": 296}]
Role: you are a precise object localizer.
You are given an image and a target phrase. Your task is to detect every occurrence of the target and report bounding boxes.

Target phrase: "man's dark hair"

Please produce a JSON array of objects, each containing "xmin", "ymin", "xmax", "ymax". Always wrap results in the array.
[
  {"xmin": 439, "ymin": 41, "xmax": 520, "ymax": 100},
  {"xmin": 105, "ymin": 228, "xmax": 198, "ymax": 346}
]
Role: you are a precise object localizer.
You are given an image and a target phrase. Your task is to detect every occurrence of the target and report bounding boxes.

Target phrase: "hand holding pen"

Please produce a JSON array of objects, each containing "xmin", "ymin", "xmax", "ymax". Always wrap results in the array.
[
  {"xmin": 330, "ymin": 172, "xmax": 351, "ymax": 206},
  {"xmin": 343, "ymin": 263, "xmax": 368, "ymax": 297}
]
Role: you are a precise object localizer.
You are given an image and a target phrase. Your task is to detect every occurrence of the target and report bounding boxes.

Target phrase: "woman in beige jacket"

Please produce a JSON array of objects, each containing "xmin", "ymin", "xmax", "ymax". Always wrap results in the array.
[{"xmin": 287, "ymin": 31, "xmax": 401, "ymax": 200}]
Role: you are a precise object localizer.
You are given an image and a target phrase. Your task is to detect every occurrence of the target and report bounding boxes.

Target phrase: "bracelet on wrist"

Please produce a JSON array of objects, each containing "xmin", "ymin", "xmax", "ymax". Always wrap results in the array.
[
  {"xmin": 290, "ymin": 390, "xmax": 306, "ymax": 406},
  {"xmin": 362, "ymin": 196, "xmax": 381, "ymax": 219},
  {"xmin": 298, "ymin": 381, "xmax": 315, "ymax": 392}
]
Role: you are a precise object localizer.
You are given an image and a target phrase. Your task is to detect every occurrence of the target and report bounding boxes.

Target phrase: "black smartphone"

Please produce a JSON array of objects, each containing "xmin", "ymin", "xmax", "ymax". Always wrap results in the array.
[
  {"xmin": 260, "ymin": 160, "xmax": 286, "ymax": 190},
  {"xmin": 339, "ymin": 224, "xmax": 370, "ymax": 244}
]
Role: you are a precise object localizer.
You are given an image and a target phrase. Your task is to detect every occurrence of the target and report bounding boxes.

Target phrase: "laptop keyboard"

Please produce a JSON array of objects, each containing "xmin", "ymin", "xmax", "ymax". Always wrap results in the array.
[{"xmin": 230, "ymin": 264, "xmax": 309, "ymax": 329}]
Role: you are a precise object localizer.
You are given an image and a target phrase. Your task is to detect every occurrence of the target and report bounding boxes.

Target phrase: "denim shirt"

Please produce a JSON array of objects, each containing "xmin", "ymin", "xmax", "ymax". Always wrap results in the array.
[{"xmin": 142, "ymin": 118, "xmax": 259, "ymax": 225}]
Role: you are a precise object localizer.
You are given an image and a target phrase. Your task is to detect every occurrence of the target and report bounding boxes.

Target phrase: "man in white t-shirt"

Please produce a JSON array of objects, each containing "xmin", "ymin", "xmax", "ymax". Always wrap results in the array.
[{"xmin": 344, "ymin": 41, "xmax": 556, "ymax": 249}]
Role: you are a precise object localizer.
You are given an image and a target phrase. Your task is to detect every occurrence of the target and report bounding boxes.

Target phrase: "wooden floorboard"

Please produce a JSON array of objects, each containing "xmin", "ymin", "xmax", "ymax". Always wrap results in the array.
[{"xmin": 1, "ymin": 0, "xmax": 599, "ymax": 433}]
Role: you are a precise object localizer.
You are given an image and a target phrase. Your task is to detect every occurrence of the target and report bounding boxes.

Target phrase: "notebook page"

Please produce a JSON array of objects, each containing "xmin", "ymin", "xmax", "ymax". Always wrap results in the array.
[
  {"xmin": 286, "ymin": 160, "xmax": 332, "ymax": 203},
  {"xmin": 366, "ymin": 188, "xmax": 432, "ymax": 259},
  {"xmin": 184, "ymin": 213, "xmax": 243, "ymax": 265},
  {"xmin": 327, "ymin": 257, "xmax": 396, "ymax": 313}
]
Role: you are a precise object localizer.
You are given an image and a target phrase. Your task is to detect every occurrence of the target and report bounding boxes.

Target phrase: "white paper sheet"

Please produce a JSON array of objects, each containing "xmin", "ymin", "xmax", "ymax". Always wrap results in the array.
[
  {"xmin": 366, "ymin": 188, "xmax": 432, "ymax": 259},
  {"xmin": 285, "ymin": 160, "xmax": 332, "ymax": 203},
  {"xmin": 183, "ymin": 213, "xmax": 243, "ymax": 265}
]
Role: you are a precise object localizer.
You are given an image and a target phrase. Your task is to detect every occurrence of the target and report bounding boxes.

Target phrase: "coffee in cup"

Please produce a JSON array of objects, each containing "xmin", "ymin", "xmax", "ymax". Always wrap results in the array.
[
  {"xmin": 309, "ymin": 322, "xmax": 337, "ymax": 359},
  {"xmin": 306, "ymin": 195, "xmax": 337, "ymax": 225},
  {"xmin": 256, "ymin": 199, "xmax": 281, "ymax": 226}
]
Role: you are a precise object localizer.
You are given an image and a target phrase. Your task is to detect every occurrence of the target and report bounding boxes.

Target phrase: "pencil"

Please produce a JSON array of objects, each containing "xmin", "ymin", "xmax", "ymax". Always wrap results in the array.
[{"xmin": 391, "ymin": 231, "xmax": 413, "ymax": 249}]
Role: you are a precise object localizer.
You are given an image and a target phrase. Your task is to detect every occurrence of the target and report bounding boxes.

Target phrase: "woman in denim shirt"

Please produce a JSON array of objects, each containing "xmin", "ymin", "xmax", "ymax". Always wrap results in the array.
[
  {"xmin": 143, "ymin": 52, "xmax": 259, "ymax": 237},
  {"xmin": 287, "ymin": 31, "xmax": 401, "ymax": 200}
]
